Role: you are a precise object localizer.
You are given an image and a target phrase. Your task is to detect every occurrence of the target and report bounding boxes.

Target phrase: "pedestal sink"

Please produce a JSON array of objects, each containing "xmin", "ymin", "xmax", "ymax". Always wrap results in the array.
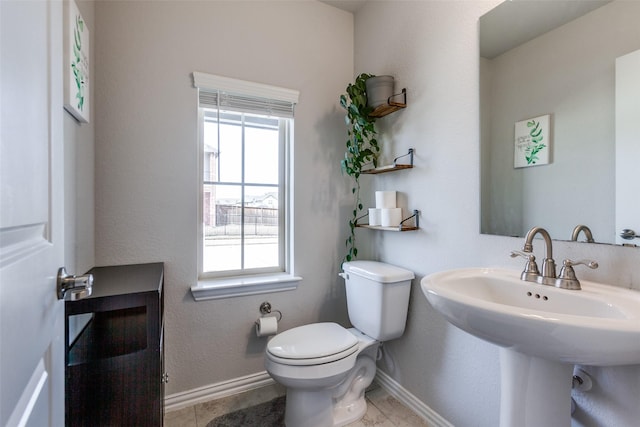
[{"xmin": 421, "ymin": 268, "xmax": 640, "ymax": 427}]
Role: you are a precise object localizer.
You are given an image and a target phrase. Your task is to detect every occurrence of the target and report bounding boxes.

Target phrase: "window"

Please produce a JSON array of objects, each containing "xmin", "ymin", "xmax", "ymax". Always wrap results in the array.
[
  {"xmin": 192, "ymin": 72, "xmax": 301, "ymax": 300},
  {"xmin": 201, "ymin": 110, "xmax": 286, "ymax": 274}
]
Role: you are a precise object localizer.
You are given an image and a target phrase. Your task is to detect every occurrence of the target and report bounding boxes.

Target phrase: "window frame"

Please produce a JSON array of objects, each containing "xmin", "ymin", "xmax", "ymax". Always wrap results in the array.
[
  {"xmin": 198, "ymin": 109, "xmax": 288, "ymax": 278},
  {"xmin": 191, "ymin": 72, "xmax": 301, "ymax": 300}
]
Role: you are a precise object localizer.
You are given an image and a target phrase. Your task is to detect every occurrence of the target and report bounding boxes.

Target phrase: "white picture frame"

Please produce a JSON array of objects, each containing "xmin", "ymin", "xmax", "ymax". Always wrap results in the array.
[
  {"xmin": 514, "ymin": 114, "xmax": 550, "ymax": 168},
  {"xmin": 63, "ymin": 0, "xmax": 90, "ymax": 123}
]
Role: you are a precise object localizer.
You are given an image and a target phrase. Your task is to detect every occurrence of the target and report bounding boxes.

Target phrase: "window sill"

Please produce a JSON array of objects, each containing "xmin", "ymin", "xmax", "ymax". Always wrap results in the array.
[{"xmin": 191, "ymin": 273, "xmax": 302, "ymax": 301}]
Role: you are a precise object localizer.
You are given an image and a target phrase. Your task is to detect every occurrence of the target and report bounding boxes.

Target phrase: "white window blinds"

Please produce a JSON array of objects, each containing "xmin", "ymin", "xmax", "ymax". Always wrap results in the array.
[{"xmin": 193, "ymin": 71, "xmax": 299, "ymax": 118}]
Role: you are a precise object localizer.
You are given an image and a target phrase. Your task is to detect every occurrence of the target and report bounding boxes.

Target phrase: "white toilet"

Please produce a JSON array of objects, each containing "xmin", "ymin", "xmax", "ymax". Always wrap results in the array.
[{"xmin": 264, "ymin": 260, "xmax": 414, "ymax": 427}]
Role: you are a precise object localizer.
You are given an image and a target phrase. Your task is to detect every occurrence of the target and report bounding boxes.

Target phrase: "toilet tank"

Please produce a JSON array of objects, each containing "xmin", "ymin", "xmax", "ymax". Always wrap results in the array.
[{"xmin": 342, "ymin": 261, "xmax": 414, "ymax": 341}]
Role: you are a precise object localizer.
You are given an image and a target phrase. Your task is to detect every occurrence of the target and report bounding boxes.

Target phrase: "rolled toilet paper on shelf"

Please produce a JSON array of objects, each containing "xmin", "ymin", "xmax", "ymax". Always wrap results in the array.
[
  {"xmin": 381, "ymin": 208, "xmax": 402, "ymax": 227},
  {"xmin": 368, "ymin": 208, "xmax": 382, "ymax": 226},
  {"xmin": 255, "ymin": 316, "xmax": 278, "ymax": 337},
  {"xmin": 375, "ymin": 191, "xmax": 397, "ymax": 209}
]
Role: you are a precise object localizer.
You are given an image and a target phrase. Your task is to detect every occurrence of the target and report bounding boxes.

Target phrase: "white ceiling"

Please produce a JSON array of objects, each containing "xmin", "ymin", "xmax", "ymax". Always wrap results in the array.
[
  {"xmin": 321, "ymin": 0, "xmax": 611, "ymax": 58},
  {"xmin": 480, "ymin": 0, "xmax": 611, "ymax": 59},
  {"xmin": 319, "ymin": 0, "xmax": 367, "ymax": 13}
]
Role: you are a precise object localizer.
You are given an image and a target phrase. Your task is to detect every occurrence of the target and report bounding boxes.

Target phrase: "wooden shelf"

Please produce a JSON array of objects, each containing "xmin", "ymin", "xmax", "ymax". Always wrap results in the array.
[
  {"xmin": 369, "ymin": 102, "xmax": 406, "ymax": 118},
  {"xmin": 356, "ymin": 209, "xmax": 420, "ymax": 231},
  {"xmin": 67, "ymin": 307, "xmax": 148, "ymax": 366},
  {"xmin": 368, "ymin": 88, "xmax": 407, "ymax": 118},
  {"xmin": 362, "ymin": 148, "xmax": 414, "ymax": 175},
  {"xmin": 362, "ymin": 164, "xmax": 413, "ymax": 174},
  {"xmin": 356, "ymin": 224, "xmax": 418, "ymax": 232}
]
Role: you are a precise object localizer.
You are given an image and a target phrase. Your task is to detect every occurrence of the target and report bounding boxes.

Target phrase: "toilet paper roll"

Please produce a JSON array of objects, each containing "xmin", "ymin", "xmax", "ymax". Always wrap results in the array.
[
  {"xmin": 255, "ymin": 316, "xmax": 278, "ymax": 337},
  {"xmin": 368, "ymin": 208, "xmax": 382, "ymax": 226},
  {"xmin": 381, "ymin": 208, "xmax": 402, "ymax": 227},
  {"xmin": 375, "ymin": 191, "xmax": 397, "ymax": 209}
]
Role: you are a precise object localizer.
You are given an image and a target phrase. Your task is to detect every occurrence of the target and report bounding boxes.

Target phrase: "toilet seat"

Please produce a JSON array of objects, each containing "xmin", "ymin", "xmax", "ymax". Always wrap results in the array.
[{"xmin": 267, "ymin": 323, "xmax": 359, "ymax": 366}]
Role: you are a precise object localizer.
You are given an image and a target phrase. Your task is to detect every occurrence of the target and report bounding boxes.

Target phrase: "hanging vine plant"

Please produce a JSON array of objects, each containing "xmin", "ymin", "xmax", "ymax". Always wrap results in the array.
[{"xmin": 339, "ymin": 73, "xmax": 380, "ymax": 262}]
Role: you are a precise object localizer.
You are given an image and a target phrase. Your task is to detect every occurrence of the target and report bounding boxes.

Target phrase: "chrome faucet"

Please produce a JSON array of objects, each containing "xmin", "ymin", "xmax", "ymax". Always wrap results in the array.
[
  {"xmin": 522, "ymin": 226, "xmax": 556, "ymax": 285},
  {"xmin": 571, "ymin": 225, "xmax": 595, "ymax": 243},
  {"xmin": 511, "ymin": 226, "xmax": 598, "ymax": 290}
]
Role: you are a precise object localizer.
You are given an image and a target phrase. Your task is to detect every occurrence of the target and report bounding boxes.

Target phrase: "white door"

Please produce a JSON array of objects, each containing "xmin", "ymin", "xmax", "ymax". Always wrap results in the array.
[
  {"xmin": 1, "ymin": 0, "xmax": 66, "ymax": 426},
  {"xmin": 615, "ymin": 49, "xmax": 640, "ymax": 245}
]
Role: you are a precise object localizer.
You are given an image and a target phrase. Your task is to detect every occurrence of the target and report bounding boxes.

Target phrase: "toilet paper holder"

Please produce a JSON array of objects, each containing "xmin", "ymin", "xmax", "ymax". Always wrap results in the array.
[{"xmin": 258, "ymin": 301, "xmax": 282, "ymax": 322}]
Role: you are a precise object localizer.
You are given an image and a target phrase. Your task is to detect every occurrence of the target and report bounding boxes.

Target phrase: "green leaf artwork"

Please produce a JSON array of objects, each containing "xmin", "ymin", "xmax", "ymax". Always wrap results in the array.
[
  {"xmin": 525, "ymin": 119, "xmax": 546, "ymax": 165},
  {"xmin": 514, "ymin": 115, "xmax": 550, "ymax": 168},
  {"xmin": 64, "ymin": 1, "xmax": 89, "ymax": 123},
  {"xmin": 72, "ymin": 14, "xmax": 85, "ymax": 112}
]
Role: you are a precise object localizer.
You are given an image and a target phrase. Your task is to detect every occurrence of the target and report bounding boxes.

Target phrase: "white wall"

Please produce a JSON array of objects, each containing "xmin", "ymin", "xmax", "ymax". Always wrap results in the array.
[
  {"xmin": 64, "ymin": 0, "xmax": 95, "ymax": 277},
  {"xmin": 93, "ymin": 0, "xmax": 355, "ymax": 394},
  {"xmin": 355, "ymin": 1, "xmax": 640, "ymax": 426}
]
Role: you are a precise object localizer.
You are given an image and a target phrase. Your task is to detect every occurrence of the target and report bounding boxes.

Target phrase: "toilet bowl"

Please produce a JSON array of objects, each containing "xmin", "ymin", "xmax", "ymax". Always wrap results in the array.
[
  {"xmin": 264, "ymin": 261, "xmax": 414, "ymax": 427},
  {"xmin": 265, "ymin": 323, "xmax": 378, "ymax": 427}
]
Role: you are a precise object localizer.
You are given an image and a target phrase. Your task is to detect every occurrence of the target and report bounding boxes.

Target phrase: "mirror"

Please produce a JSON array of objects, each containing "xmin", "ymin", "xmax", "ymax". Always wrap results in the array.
[{"xmin": 480, "ymin": 0, "xmax": 640, "ymax": 245}]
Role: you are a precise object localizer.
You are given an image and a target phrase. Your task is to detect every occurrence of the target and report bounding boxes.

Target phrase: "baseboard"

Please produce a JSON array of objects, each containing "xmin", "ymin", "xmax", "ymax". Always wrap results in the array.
[
  {"xmin": 375, "ymin": 370, "xmax": 454, "ymax": 427},
  {"xmin": 164, "ymin": 371, "xmax": 275, "ymax": 412},
  {"xmin": 165, "ymin": 368, "xmax": 453, "ymax": 427}
]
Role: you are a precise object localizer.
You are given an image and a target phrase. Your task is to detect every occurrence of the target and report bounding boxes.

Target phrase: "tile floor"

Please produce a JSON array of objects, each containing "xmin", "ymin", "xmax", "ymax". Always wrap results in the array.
[{"xmin": 164, "ymin": 382, "xmax": 433, "ymax": 427}]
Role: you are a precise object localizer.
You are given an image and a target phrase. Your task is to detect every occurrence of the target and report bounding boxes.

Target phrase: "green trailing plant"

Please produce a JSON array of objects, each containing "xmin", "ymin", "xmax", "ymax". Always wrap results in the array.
[{"xmin": 339, "ymin": 73, "xmax": 380, "ymax": 262}]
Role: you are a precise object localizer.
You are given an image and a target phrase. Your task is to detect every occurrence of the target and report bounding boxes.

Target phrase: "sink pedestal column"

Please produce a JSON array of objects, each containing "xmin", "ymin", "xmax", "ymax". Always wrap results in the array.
[{"xmin": 499, "ymin": 349, "xmax": 573, "ymax": 427}]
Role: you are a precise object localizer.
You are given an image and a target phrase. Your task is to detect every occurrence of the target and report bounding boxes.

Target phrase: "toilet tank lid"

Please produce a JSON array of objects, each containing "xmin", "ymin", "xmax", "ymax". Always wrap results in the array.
[{"xmin": 342, "ymin": 261, "xmax": 414, "ymax": 283}]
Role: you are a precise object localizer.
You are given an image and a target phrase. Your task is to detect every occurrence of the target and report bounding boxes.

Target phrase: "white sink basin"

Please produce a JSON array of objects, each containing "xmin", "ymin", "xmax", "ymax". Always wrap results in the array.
[
  {"xmin": 421, "ymin": 267, "xmax": 640, "ymax": 427},
  {"xmin": 421, "ymin": 267, "xmax": 640, "ymax": 366}
]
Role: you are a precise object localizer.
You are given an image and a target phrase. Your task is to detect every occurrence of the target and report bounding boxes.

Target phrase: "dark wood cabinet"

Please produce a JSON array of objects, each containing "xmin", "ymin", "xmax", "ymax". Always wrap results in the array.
[{"xmin": 65, "ymin": 263, "xmax": 164, "ymax": 427}]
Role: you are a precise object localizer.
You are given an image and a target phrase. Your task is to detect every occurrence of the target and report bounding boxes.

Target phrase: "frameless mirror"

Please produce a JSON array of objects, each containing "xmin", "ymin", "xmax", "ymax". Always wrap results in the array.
[{"xmin": 480, "ymin": 0, "xmax": 640, "ymax": 246}]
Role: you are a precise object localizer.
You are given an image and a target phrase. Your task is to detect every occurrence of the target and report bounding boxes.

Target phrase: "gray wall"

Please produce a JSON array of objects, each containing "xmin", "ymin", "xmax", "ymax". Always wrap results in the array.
[
  {"xmin": 355, "ymin": 1, "xmax": 640, "ymax": 426},
  {"xmin": 93, "ymin": 0, "xmax": 356, "ymax": 394}
]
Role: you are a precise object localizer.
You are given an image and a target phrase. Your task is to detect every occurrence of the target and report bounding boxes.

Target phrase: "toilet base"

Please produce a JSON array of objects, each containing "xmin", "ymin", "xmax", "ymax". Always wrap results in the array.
[
  {"xmin": 332, "ymin": 347, "xmax": 377, "ymax": 426},
  {"xmin": 281, "ymin": 344, "xmax": 378, "ymax": 427},
  {"xmin": 266, "ymin": 328, "xmax": 379, "ymax": 427},
  {"xmin": 333, "ymin": 398, "xmax": 367, "ymax": 427},
  {"xmin": 285, "ymin": 388, "xmax": 335, "ymax": 427}
]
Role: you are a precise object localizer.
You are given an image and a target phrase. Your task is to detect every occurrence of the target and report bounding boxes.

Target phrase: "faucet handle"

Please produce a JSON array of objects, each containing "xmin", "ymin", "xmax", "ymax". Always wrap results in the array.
[
  {"xmin": 510, "ymin": 250, "xmax": 534, "ymax": 261},
  {"xmin": 562, "ymin": 259, "xmax": 599, "ymax": 270},
  {"xmin": 556, "ymin": 259, "xmax": 598, "ymax": 290},
  {"xmin": 510, "ymin": 250, "xmax": 540, "ymax": 281}
]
